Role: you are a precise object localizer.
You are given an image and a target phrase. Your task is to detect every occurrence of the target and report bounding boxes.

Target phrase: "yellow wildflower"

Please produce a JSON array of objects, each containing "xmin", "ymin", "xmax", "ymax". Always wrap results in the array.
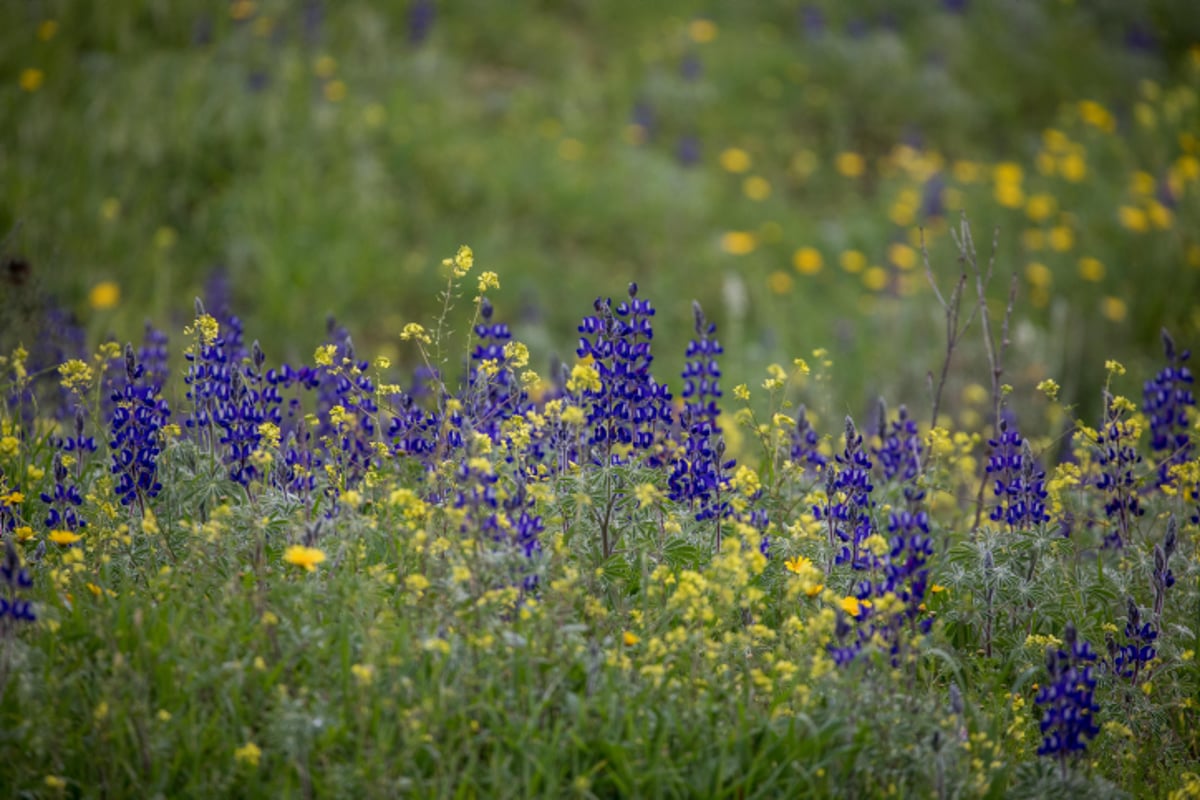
[
  {"xmin": 89, "ymin": 281, "xmax": 120, "ymax": 310},
  {"xmin": 351, "ymin": 663, "xmax": 375, "ymax": 686},
  {"xmin": 400, "ymin": 323, "xmax": 432, "ymax": 345},
  {"xmin": 719, "ymin": 147, "xmax": 751, "ymax": 173},
  {"xmin": 566, "ymin": 362, "xmax": 601, "ymax": 394},
  {"xmin": 793, "ymin": 247, "xmax": 824, "ymax": 275},
  {"xmin": 49, "ymin": 530, "xmax": 82, "ymax": 546},
  {"xmin": 283, "ymin": 545, "xmax": 326, "ymax": 572},
  {"xmin": 477, "ymin": 271, "xmax": 500, "ymax": 293},
  {"xmin": 835, "ymin": 152, "xmax": 865, "ymax": 178},
  {"xmin": 720, "ymin": 231, "xmax": 757, "ymax": 255},
  {"xmin": 58, "ymin": 359, "xmax": 94, "ymax": 392},
  {"xmin": 503, "ymin": 341, "xmax": 529, "ymax": 369},
  {"xmin": 234, "ymin": 742, "xmax": 262, "ymax": 767},
  {"xmin": 19, "ymin": 68, "xmax": 45, "ymax": 92},
  {"xmin": 689, "ymin": 18, "xmax": 718, "ymax": 44}
]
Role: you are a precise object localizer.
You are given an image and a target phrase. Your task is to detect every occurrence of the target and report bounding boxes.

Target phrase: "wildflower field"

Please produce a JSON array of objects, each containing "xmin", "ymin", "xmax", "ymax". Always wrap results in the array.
[{"xmin": 2, "ymin": 2, "xmax": 1200, "ymax": 798}]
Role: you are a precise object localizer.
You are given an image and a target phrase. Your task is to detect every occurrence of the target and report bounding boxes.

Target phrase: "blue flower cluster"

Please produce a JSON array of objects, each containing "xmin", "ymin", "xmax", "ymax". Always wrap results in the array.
[
  {"xmin": 830, "ymin": 509, "xmax": 935, "ymax": 667},
  {"xmin": 183, "ymin": 301, "xmax": 234, "ymax": 452},
  {"xmin": 466, "ymin": 297, "xmax": 528, "ymax": 442},
  {"xmin": 873, "ymin": 402, "xmax": 922, "ymax": 483},
  {"xmin": 668, "ymin": 302, "xmax": 733, "ymax": 521},
  {"xmin": 1094, "ymin": 395, "xmax": 1144, "ymax": 548},
  {"xmin": 576, "ymin": 284, "xmax": 672, "ymax": 462},
  {"xmin": 985, "ymin": 419, "xmax": 1050, "ymax": 530},
  {"xmin": 41, "ymin": 452, "xmax": 85, "ymax": 533},
  {"xmin": 1035, "ymin": 624, "xmax": 1101, "ymax": 761},
  {"xmin": 789, "ymin": 404, "xmax": 826, "ymax": 475},
  {"xmin": 1110, "ymin": 598, "xmax": 1156, "ymax": 684},
  {"xmin": 110, "ymin": 345, "xmax": 171, "ymax": 508},
  {"xmin": 137, "ymin": 322, "xmax": 171, "ymax": 394},
  {"xmin": 1142, "ymin": 329, "xmax": 1195, "ymax": 486},
  {"xmin": 0, "ymin": 540, "xmax": 36, "ymax": 625},
  {"xmin": 1152, "ymin": 516, "xmax": 1178, "ymax": 623},
  {"xmin": 814, "ymin": 416, "xmax": 876, "ymax": 570}
]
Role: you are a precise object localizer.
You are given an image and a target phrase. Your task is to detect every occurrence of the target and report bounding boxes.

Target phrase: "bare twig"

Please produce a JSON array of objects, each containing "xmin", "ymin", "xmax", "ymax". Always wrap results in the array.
[
  {"xmin": 948, "ymin": 216, "xmax": 1016, "ymax": 534},
  {"xmin": 920, "ymin": 227, "xmax": 978, "ymax": 428}
]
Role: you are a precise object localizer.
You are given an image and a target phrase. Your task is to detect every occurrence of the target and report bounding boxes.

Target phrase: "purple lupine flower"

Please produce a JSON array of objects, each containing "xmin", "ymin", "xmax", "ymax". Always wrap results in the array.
[
  {"xmin": 873, "ymin": 402, "xmax": 922, "ymax": 483},
  {"xmin": 465, "ymin": 297, "xmax": 527, "ymax": 441},
  {"xmin": 40, "ymin": 456, "xmax": 82, "ymax": 534},
  {"xmin": 41, "ymin": 451, "xmax": 86, "ymax": 533},
  {"xmin": 302, "ymin": 0, "xmax": 324, "ymax": 44},
  {"xmin": 668, "ymin": 302, "xmax": 732, "ymax": 521},
  {"xmin": 216, "ymin": 341, "xmax": 283, "ymax": 487},
  {"xmin": 921, "ymin": 172, "xmax": 946, "ymax": 220},
  {"xmin": 0, "ymin": 539, "xmax": 36, "ymax": 625},
  {"xmin": 1143, "ymin": 329, "xmax": 1194, "ymax": 486},
  {"xmin": 985, "ymin": 419, "xmax": 1050, "ymax": 530},
  {"xmin": 790, "ymin": 404, "xmax": 827, "ymax": 475},
  {"xmin": 408, "ymin": 0, "xmax": 435, "ymax": 45},
  {"xmin": 830, "ymin": 509, "xmax": 935, "ymax": 668},
  {"xmin": 110, "ymin": 345, "xmax": 170, "ymax": 509},
  {"xmin": 29, "ymin": 304, "xmax": 88, "ymax": 422},
  {"xmin": 138, "ymin": 322, "xmax": 170, "ymax": 395},
  {"xmin": 1109, "ymin": 597, "xmax": 1156, "ymax": 685},
  {"xmin": 814, "ymin": 416, "xmax": 876, "ymax": 570},
  {"xmin": 676, "ymin": 135, "xmax": 701, "ymax": 167},
  {"xmin": 183, "ymin": 300, "xmax": 234, "ymax": 452},
  {"xmin": 386, "ymin": 391, "xmax": 440, "ymax": 463},
  {"xmin": 800, "ymin": 5, "xmax": 825, "ymax": 38},
  {"xmin": 575, "ymin": 283, "xmax": 672, "ymax": 464},
  {"xmin": 1094, "ymin": 393, "xmax": 1144, "ymax": 548},
  {"xmin": 1036, "ymin": 624, "xmax": 1101, "ymax": 768},
  {"xmin": 1152, "ymin": 515, "xmax": 1177, "ymax": 626}
]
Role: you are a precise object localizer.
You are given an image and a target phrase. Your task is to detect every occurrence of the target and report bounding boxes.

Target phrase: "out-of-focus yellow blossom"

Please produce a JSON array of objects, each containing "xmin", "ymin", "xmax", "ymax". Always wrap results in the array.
[
  {"xmin": 89, "ymin": 282, "xmax": 120, "ymax": 310},
  {"xmin": 689, "ymin": 18, "xmax": 717, "ymax": 43},
  {"xmin": 1078, "ymin": 257, "xmax": 1105, "ymax": 282},
  {"xmin": 1118, "ymin": 206, "xmax": 1148, "ymax": 232},
  {"xmin": 767, "ymin": 270, "xmax": 793, "ymax": 295},
  {"xmin": 1078, "ymin": 99, "xmax": 1115, "ymax": 132},
  {"xmin": 1025, "ymin": 194, "xmax": 1056, "ymax": 222},
  {"xmin": 234, "ymin": 742, "xmax": 262, "ymax": 767},
  {"xmin": 888, "ymin": 243, "xmax": 917, "ymax": 270},
  {"xmin": 19, "ymin": 68, "xmax": 44, "ymax": 92},
  {"xmin": 743, "ymin": 175, "xmax": 771, "ymax": 201},
  {"xmin": 1048, "ymin": 225, "xmax": 1074, "ymax": 252},
  {"xmin": 835, "ymin": 152, "xmax": 865, "ymax": 178},
  {"xmin": 839, "ymin": 250, "xmax": 866, "ymax": 273},
  {"xmin": 793, "ymin": 247, "xmax": 824, "ymax": 275},
  {"xmin": 719, "ymin": 147, "xmax": 751, "ymax": 173},
  {"xmin": 1102, "ymin": 297, "xmax": 1127, "ymax": 322},
  {"xmin": 721, "ymin": 231, "xmax": 757, "ymax": 255},
  {"xmin": 862, "ymin": 266, "xmax": 888, "ymax": 291}
]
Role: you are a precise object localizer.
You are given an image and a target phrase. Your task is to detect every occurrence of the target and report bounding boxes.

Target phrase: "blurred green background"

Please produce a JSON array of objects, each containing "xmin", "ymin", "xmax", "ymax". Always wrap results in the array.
[{"xmin": 3, "ymin": 0, "xmax": 1199, "ymax": 421}]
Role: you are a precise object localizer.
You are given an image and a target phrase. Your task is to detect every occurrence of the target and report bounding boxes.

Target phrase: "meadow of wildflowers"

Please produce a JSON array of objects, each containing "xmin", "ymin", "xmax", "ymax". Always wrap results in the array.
[
  {"xmin": 0, "ymin": 235, "xmax": 1196, "ymax": 797},
  {"xmin": 2, "ymin": 2, "xmax": 1200, "ymax": 797}
]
